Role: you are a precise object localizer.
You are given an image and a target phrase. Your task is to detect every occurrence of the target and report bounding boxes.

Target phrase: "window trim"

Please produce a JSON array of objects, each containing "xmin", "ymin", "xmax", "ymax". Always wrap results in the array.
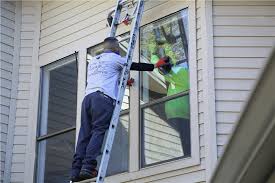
[
  {"xmin": 135, "ymin": 1, "xmax": 199, "ymax": 180},
  {"xmin": 36, "ymin": 54, "xmax": 79, "ymax": 183}
]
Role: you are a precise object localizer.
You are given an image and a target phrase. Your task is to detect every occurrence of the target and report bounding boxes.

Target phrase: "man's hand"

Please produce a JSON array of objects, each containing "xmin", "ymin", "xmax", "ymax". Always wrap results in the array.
[
  {"xmin": 155, "ymin": 56, "xmax": 171, "ymax": 68},
  {"xmin": 127, "ymin": 78, "xmax": 135, "ymax": 86}
]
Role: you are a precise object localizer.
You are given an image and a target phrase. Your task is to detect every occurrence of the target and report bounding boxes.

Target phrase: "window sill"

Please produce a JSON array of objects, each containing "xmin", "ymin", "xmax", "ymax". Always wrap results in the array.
[{"xmin": 105, "ymin": 155, "xmax": 200, "ymax": 183}]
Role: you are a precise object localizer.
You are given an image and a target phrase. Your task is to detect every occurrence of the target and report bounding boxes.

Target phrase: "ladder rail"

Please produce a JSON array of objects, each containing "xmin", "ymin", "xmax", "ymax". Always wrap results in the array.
[
  {"xmin": 109, "ymin": 0, "xmax": 123, "ymax": 37},
  {"xmin": 96, "ymin": 0, "xmax": 145, "ymax": 182}
]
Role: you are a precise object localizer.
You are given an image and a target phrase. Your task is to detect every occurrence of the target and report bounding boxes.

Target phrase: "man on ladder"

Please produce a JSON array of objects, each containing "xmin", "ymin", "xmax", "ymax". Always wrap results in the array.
[{"xmin": 70, "ymin": 37, "xmax": 167, "ymax": 182}]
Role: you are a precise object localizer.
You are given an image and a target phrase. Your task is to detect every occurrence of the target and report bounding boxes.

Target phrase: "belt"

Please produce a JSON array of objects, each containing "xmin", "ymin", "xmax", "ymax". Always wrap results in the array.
[{"xmin": 96, "ymin": 91, "xmax": 114, "ymax": 101}]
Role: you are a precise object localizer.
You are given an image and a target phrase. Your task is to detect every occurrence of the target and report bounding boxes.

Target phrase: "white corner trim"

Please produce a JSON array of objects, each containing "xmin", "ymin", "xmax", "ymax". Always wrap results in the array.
[
  {"xmin": 24, "ymin": 2, "xmax": 43, "ymax": 183},
  {"xmin": 200, "ymin": 0, "xmax": 218, "ymax": 182},
  {"xmin": 75, "ymin": 49, "xmax": 87, "ymax": 144},
  {"xmin": 3, "ymin": 1, "xmax": 22, "ymax": 183}
]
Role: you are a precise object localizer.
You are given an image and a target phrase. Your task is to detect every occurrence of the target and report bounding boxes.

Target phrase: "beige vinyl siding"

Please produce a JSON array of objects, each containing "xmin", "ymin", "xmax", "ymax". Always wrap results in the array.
[
  {"xmin": 0, "ymin": 1, "xmax": 16, "ymax": 182},
  {"xmin": 9, "ymin": 2, "xmax": 41, "ymax": 183},
  {"xmin": 213, "ymin": 1, "xmax": 275, "ymax": 157}
]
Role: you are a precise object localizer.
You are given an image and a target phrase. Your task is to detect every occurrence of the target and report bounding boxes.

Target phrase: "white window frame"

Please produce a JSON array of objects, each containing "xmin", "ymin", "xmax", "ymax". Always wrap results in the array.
[{"xmin": 36, "ymin": 54, "xmax": 79, "ymax": 182}]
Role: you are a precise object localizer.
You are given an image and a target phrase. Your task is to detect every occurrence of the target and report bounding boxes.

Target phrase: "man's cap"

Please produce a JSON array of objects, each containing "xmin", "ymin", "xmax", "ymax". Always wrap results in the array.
[{"xmin": 104, "ymin": 37, "xmax": 118, "ymax": 42}]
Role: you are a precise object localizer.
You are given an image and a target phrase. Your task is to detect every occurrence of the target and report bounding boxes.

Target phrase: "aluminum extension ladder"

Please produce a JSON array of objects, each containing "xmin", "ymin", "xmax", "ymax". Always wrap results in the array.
[{"xmin": 77, "ymin": 0, "xmax": 145, "ymax": 182}]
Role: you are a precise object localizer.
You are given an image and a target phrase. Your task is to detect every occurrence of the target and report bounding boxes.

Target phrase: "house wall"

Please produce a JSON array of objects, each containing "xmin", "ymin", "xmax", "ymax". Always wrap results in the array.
[
  {"xmin": 0, "ymin": 1, "xmax": 16, "ymax": 183},
  {"xmin": 212, "ymin": 1, "xmax": 275, "ymax": 157},
  {"xmin": 37, "ymin": 0, "xmax": 206, "ymax": 182}
]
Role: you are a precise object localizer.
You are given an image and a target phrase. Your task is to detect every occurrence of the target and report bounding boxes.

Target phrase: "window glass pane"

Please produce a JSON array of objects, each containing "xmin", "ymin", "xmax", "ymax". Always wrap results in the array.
[
  {"xmin": 140, "ymin": 9, "xmax": 191, "ymax": 167},
  {"xmin": 141, "ymin": 97, "xmax": 190, "ymax": 167},
  {"xmin": 40, "ymin": 58, "xmax": 78, "ymax": 136},
  {"xmin": 87, "ymin": 33, "xmax": 130, "ymax": 110},
  {"xmin": 106, "ymin": 114, "xmax": 129, "ymax": 175},
  {"xmin": 37, "ymin": 131, "xmax": 75, "ymax": 183},
  {"xmin": 140, "ymin": 9, "xmax": 189, "ymax": 103}
]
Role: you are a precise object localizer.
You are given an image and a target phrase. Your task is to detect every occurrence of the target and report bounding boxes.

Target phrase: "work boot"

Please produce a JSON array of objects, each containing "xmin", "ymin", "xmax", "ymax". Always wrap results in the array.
[
  {"xmin": 79, "ymin": 169, "xmax": 98, "ymax": 180},
  {"xmin": 70, "ymin": 175, "xmax": 82, "ymax": 183}
]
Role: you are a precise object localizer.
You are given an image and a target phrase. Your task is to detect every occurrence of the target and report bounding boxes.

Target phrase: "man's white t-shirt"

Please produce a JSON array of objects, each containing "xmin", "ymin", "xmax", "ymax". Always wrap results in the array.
[{"xmin": 85, "ymin": 52, "xmax": 126, "ymax": 100}]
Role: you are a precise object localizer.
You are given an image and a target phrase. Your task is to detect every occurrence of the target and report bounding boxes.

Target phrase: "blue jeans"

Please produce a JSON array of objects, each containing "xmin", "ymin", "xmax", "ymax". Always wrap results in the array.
[{"xmin": 71, "ymin": 91, "xmax": 115, "ymax": 177}]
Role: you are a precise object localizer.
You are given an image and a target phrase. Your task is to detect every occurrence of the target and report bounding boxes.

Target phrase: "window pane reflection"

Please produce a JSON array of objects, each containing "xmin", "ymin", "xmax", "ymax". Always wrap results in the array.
[
  {"xmin": 38, "ymin": 131, "xmax": 75, "ymax": 183},
  {"xmin": 140, "ymin": 9, "xmax": 189, "ymax": 103},
  {"xmin": 141, "ymin": 97, "xmax": 190, "ymax": 167},
  {"xmin": 106, "ymin": 114, "xmax": 129, "ymax": 175},
  {"xmin": 44, "ymin": 61, "xmax": 77, "ymax": 135}
]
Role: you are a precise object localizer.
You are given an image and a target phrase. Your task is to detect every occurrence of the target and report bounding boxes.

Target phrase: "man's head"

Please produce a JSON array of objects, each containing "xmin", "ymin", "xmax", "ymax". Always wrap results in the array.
[{"xmin": 103, "ymin": 37, "xmax": 120, "ymax": 54}]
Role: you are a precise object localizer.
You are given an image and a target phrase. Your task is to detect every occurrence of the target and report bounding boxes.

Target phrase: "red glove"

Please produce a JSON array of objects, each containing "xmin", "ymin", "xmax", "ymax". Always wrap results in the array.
[
  {"xmin": 127, "ymin": 78, "xmax": 135, "ymax": 86},
  {"xmin": 155, "ymin": 57, "xmax": 170, "ymax": 68}
]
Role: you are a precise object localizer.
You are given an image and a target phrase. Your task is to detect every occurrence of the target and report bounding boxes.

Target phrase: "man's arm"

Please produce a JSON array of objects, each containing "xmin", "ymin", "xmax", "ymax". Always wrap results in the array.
[{"xmin": 130, "ymin": 62, "xmax": 154, "ymax": 71}]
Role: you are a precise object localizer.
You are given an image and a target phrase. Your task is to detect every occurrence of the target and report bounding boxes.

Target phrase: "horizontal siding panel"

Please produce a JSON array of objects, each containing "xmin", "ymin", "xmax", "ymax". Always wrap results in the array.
[
  {"xmin": 1, "ymin": 1, "xmax": 15, "ymax": 12},
  {"xmin": 1, "ymin": 105, "xmax": 10, "ymax": 115},
  {"xmin": 16, "ymin": 100, "xmax": 29, "ymax": 109},
  {"xmin": 1, "ymin": 124, "xmax": 8, "ymax": 134},
  {"xmin": 213, "ymin": 16, "xmax": 275, "ymax": 26},
  {"xmin": 21, "ymin": 31, "xmax": 34, "ymax": 40},
  {"xmin": 217, "ymin": 123, "xmax": 234, "ymax": 135},
  {"xmin": 1, "ymin": 6, "xmax": 15, "ymax": 19},
  {"xmin": 20, "ymin": 39, "xmax": 34, "ymax": 47},
  {"xmin": 215, "ymin": 90, "xmax": 250, "ymax": 101},
  {"xmin": 214, "ymin": 58, "xmax": 266, "ymax": 69},
  {"xmin": 1, "ymin": 78, "xmax": 12, "ymax": 89},
  {"xmin": 10, "ymin": 172, "xmax": 24, "ymax": 182},
  {"xmin": 213, "ymin": 1, "xmax": 275, "ymax": 6},
  {"xmin": 1, "ymin": 51, "xmax": 13, "ymax": 63},
  {"xmin": 17, "ymin": 82, "xmax": 30, "ymax": 91},
  {"xmin": 41, "ymin": 1, "xmax": 109, "ymax": 35},
  {"xmin": 216, "ymin": 111, "xmax": 240, "ymax": 123},
  {"xmin": 15, "ymin": 117, "xmax": 28, "ymax": 126},
  {"xmin": 215, "ymin": 68, "xmax": 260, "ymax": 79},
  {"xmin": 19, "ymin": 47, "xmax": 33, "ymax": 57},
  {"xmin": 17, "ymin": 91, "xmax": 30, "ymax": 100},
  {"xmin": 12, "ymin": 154, "xmax": 25, "ymax": 163},
  {"xmin": 14, "ymin": 127, "xmax": 28, "ymax": 136},
  {"xmin": 1, "ymin": 61, "xmax": 13, "ymax": 72},
  {"xmin": 1, "ymin": 42, "xmax": 14, "ymax": 55},
  {"xmin": 39, "ymin": 21, "xmax": 106, "ymax": 54},
  {"xmin": 42, "ymin": 1, "xmax": 68, "ymax": 14},
  {"xmin": 1, "ymin": 88, "xmax": 11, "ymax": 98},
  {"xmin": 21, "ymin": 15, "xmax": 35, "ymax": 23},
  {"xmin": 217, "ymin": 134, "xmax": 230, "ymax": 146},
  {"xmin": 214, "ymin": 26, "xmax": 275, "ymax": 37},
  {"xmin": 18, "ymin": 65, "xmax": 32, "ymax": 74},
  {"xmin": 216, "ymin": 101, "xmax": 244, "ymax": 112},
  {"xmin": 1, "ymin": 25, "xmax": 14, "ymax": 37},
  {"xmin": 214, "ymin": 47, "xmax": 272, "ymax": 58},
  {"xmin": 1, "ymin": 96, "xmax": 10, "ymax": 108},
  {"xmin": 214, "ymin": 37, "xmax": 275, "ymax": 47},
  {"xmin": 40, "ymin": 7, "xmax": 108, "ymax": 47},
  {"xmin": 213, "ymin": 6, "xmax": 275, "ymax": 16},
  {"xmin": 1, "ymin": 33, "xmax": 14, "ymax": 46},
  {"xmin": 41, "ymin": 1, "xmax": 91, "ymax": 21},
  {"xmin": 11, "ymin": 163, "xmax": 25, "ymax": 173},
  {"xmin": 16, "ymin": 109, "xmax": 29, "ymax": 117},
  {"xmin": 1, "ymin": 113, "xmax": 9, "ymax": 124},
  {"xmin": 18, "ymin": 73, "xmax": 31, "ymax": 82},
  {"xmin": 21, "ymin": 23, "xmax": 36, "ymax": 32},
  {"xmin": 1, "ymin": 16, "xmax": 15, "ymax": 29},
  {"xmin": 12, "ymin": 145, "xmax": 26, "ymax": 154},
  {"xmin": 19, "ymin": 57, "xmax": 32, "ymax": 65}
]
